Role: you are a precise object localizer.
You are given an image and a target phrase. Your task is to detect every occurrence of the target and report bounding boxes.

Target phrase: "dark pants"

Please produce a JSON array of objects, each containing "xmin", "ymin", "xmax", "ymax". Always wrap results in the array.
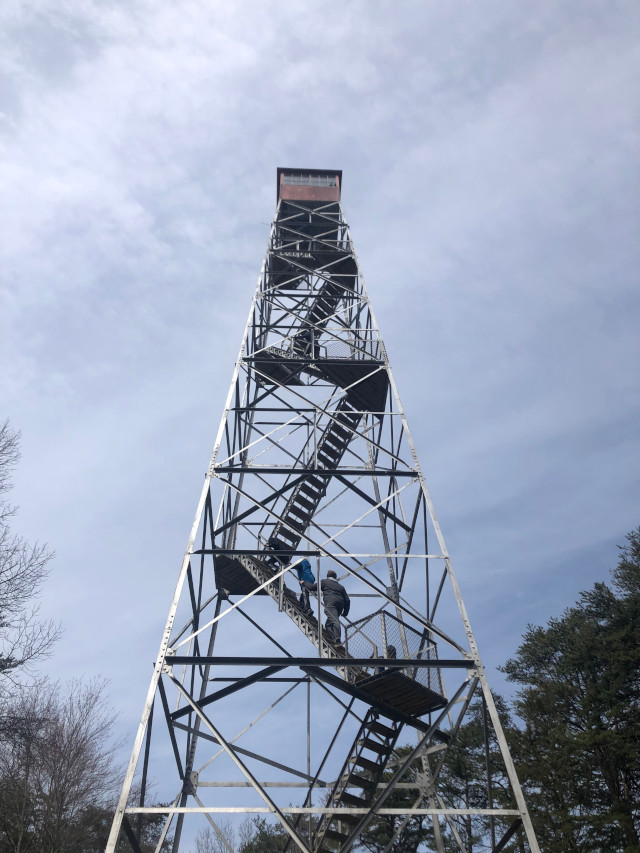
[
  {"xmin": 324, "ymin": 603, "xmax": 343, "ymax": 642},
  {"xmin": 299, "ymin": 586, "xmax": 312, "ymax": 612},
  {"xmin": 265, "ymin": 547, "xmax": 290, "ymax": 569}
]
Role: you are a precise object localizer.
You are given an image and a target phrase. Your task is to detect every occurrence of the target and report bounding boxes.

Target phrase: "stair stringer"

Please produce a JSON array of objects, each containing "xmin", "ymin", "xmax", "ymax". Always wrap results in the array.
[
  {"xmin": 270, "ymin": 398, "xmax": 364, "ymax": 550},
  {"xmin": 314, "ymin": 708, "xmax": 403, "ymax": 852},
  {"xmin": 234, "ymin": 554, "xmax": 353, "ymax": 679}
]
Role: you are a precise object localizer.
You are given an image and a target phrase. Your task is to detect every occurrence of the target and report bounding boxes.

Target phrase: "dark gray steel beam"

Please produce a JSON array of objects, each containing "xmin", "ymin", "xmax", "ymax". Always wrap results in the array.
[
  {"xmin": 166, "ymin": 656, "xmax": 473, "ymax": 669},
  {"xmin": 171, "ymin": 665, "xmax": 286, "ymax": 721},
  {"xmin": 213, "ymin": 467, "xmax": 416, "ymax": 476},
  {"xmin": 170, "ymin": 723, "xmax": 321, "ymax": 784},
  {"xmin": 208, "ymin": 474, "xmax": 309, "ymax": 538},
  {"xmin": 334, "ymin": 473, "xmax": 412, "ymax": 533},
  {"xmin": 192, "ymin": 549, "xmax": 320, "ymax": 556},
  {"xmin": 494, "ymin": 818, "xmax": 524, "ymax": 851}
]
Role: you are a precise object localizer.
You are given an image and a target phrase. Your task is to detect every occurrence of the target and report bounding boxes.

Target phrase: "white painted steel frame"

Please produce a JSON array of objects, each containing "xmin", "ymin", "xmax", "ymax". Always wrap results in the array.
[{"xmin": 107, "ymin": 189, "xmax": 540, "ymax": 853}]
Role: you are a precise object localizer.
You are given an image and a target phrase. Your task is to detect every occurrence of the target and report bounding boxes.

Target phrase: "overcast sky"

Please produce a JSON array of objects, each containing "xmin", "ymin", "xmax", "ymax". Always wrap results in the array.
[{"xmin": 2, "ymin": 0, "xmax": 639, "ymax": 797}]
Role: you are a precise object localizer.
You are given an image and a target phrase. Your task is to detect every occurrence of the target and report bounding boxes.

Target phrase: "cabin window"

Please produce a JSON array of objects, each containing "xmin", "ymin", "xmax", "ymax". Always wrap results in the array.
[{"xmin": 282, "ymin": 173, "xmax": 337, "ymax": 187}]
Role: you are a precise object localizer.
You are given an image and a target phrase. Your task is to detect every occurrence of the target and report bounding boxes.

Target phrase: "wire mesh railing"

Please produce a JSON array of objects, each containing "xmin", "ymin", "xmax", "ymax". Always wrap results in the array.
[
  {"xmin": 271, "ymin": 237, "xmax": 352, "ymax": 255},
  {"xmin": 264, "ymin": 334, "xmax": 381, "ymax": 362},
  {"xmin": 344, "ymin": 610, "xmax": 443, "ymax": 695}
]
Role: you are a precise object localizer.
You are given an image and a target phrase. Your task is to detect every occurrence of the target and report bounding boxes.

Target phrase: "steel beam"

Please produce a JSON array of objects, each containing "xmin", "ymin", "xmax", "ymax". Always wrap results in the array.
[{"xmin": 108, "ymin": 174, "xmax": 540, "ymax": 853}]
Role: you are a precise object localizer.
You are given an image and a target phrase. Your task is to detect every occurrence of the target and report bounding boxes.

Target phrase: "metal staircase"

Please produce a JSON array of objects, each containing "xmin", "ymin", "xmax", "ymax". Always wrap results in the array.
[
  {"xmin": 224, "ymin": 553, "xmax": 349, "ymax": 667},
  {"xmin": 271, "ymin": 398, "xmax": 363, "ymax": 551},
  {"xmin": 314, "ymin": 709, "xmax": 402, "ymax": 852},
  {"xmin": 305, "ymin": 278, "xmax": 347, "ymax": 330},
  {"xmin": 263, "ymin": 256, "xmax": 369, "ymax": 551}
]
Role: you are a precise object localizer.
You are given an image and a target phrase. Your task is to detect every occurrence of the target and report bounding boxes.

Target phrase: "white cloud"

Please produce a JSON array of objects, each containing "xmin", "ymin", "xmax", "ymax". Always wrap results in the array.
[{"xmin": 1, "ymin": 3, "xmax": 639, "ymax": 833}]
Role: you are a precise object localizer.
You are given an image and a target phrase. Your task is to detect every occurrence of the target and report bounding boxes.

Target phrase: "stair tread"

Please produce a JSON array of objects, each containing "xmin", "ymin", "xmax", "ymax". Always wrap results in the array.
[
  {"xmin": 318, "ymin": 441, "xmax": 343, "ymax": 455},
  {"xmin": 293, "ymin": 493, "xmax": 315, "ymax": 511},
  {"xmin": 330, "ymin": 812, "xmax": 360, "ymax": 825},
  {"xmin": 324, "ymin": 828, "xmax": 350, "ymax": 841},
  {"xmin": 321, "ymin": 439, "xmax": 346, "ymax": 455},
  {"xmin": 361, "ymin": 737, "xmax": 393, "ymax": 755},
  {"xmin": 276, "ymin": 524, "xmax": 299, "ymax": 539},
  {"xmin": 285, "ymin": 504, "xmax": 310, "ymax": 522},
  {"xmin": 300, "ymin": 478, "xmax": 323, "ymax": 491},
  {"xmin": 341, "ymin": 773, "xmax": 376, "ymax": 790},
  {"xmin": 317, "ymin": 454, "xmax": 340, "ymax": 465},
  {"xmin": 353, "ymin": 756, "xmax": 379, "ymax": 773},
  {"xmin": 340, "ymin": 792, "xmax": 368, "ymax": 807},
  {"xmin": 369, "ymin": 721, "xmax": 396, "ymax": 738},
  {"xmin": 330, "ymin": 425, "xmax": 351, "ymax": 441},
  {"xmin": 324, "ymin": 424, "xmax": 348, "ymax": 439}
]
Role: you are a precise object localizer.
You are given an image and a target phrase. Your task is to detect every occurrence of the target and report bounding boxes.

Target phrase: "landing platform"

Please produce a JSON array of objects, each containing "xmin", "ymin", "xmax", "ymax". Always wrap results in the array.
[
  {"xmin": 315, "ymin": 359, "xmax": 388, "ymax": 413},
  {"xmin": 251, "ymin": 347, "xmax": 306, "ymax": 386},
  {"xmin": 304, "ymin": 665, "xmax": 447, "ymax": 732},
  {"xmin": 355, "ymin": 670, "xmax": 447, "ymax": 716},
  {"xmin": 214, "ymin": 553, "xmax": 271, "ymax": 595},
  {"xmin": 251, "ymin": 348, "xmax": 388, "ymax": 412}
]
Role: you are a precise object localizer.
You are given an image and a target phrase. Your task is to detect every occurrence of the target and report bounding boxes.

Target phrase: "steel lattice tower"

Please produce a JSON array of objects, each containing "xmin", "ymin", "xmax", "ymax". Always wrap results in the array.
[{"xmin": 107, "ymin": 169, "xmax": 540, "ymax": 853}]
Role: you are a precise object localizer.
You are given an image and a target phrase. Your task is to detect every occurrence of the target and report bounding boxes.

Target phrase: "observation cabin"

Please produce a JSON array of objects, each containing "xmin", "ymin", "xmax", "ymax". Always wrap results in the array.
[{"xmin": 277, "ymin": 167, "xmax": 342, "ymax": 203}]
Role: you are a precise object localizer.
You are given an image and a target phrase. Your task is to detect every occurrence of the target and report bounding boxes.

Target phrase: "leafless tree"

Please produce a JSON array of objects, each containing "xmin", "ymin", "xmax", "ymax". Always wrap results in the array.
[
  {"xmin": 195, "ymin": 820, "xmax": 235, "ymax": 853},
  {"xmin": 194, "ymin": 818, "xmax": 257, "ymax": 853},
  {"xmin": 0, "ymin": 677, "xmax": 122, "ymax": 852},
  {"xmin": 0, "ymin": 420, "xmax": 60, "ymax": 691}
]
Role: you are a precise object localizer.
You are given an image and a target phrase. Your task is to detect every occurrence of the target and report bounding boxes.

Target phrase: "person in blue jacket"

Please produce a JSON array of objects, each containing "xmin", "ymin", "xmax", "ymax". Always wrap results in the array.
[{"xmin": 292, "ymin": 558, "xmax": 315, "ymax": 614}]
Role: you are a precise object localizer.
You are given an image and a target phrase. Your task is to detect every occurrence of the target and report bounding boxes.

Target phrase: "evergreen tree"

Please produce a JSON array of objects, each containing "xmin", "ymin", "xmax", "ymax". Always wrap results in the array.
[
  {"xmin": 237, "ymin": 816, "xmax": 290, "ymax": 852},
  {"xmin": 436, "ymin": 695, "xmax": 524, "ymax": 852},
  {"xmin": 502, "ymin": 527, "xmax": 640, "ymax": 852},
  {"xmin": 356, "ymin": 746, "xmax": 433, "ymax": 853}
]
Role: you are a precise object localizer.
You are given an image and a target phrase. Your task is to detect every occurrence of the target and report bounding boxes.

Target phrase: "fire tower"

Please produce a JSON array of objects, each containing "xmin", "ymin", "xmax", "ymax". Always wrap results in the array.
[{"xmin": 107, "ymin": 169, "xmax": 540, "ymax": 852}]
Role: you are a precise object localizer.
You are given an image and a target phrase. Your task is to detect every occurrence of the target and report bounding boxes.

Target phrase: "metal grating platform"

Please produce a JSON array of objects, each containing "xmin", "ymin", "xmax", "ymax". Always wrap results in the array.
[{"xmin": 356, "ymin": 670, "xmax": 448, "ymax": 715}]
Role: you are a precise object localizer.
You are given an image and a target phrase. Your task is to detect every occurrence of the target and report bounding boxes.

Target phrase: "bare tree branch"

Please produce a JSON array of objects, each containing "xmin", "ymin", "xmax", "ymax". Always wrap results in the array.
[{"xmin": 0, "ymin": 420, "xmax": 61, "ymax": 689}]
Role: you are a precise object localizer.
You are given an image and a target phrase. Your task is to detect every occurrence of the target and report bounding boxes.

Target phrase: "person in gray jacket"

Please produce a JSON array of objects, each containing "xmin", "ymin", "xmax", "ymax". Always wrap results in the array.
[{"xmin": 303, "ymin": 569, "xmax": 350, "ymax": 643}]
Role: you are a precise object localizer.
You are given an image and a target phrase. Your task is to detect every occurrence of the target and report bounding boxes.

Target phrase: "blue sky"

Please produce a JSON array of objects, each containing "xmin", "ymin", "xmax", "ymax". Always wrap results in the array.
[{"xmin": 2, "ymin": 0, "xmax": 639, "ymax": 795}]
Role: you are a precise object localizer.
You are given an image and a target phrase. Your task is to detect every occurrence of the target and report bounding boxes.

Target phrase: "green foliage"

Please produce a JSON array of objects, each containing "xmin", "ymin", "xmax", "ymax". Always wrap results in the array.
[
  {"xmin": 357, "ymin": 528, "xmax": 640, "ymax": 852},
  {"xmin": 237, "ymin": 816, "xmax": 290, "ymax": 852},
  {"xmin": 67, "ymin": 803, "xmax": 169, "ymax": 853},
  {"xmin": 435, "ymin": 695, "xmax": 523, "ymax": 852},
  {"xmin": 502, "ymin": 526, "xmax": 640, "ymax": 852},
  {"xmin": 356, "ymin": 746, "xmax": 435, "ymax": 853},
  {"xmin": 194, "ymin": 816, "xmax": 296, "ymax": 853}
]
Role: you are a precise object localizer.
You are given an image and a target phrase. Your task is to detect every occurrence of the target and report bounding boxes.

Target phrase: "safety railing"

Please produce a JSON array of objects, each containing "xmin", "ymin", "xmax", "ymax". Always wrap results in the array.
[{"xmin": 343, "ymin": 610, "xmax": 443, "ymax": 695}]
